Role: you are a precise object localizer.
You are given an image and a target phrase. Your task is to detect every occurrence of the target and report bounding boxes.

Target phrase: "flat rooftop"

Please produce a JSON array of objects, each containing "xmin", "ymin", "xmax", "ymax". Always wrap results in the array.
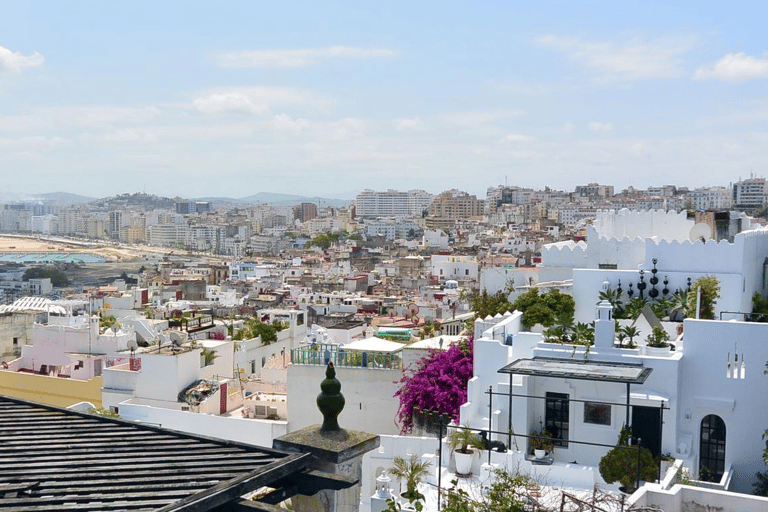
[{"xmin": 499, "ymin": 357, "xmax": 652, "ymax": 385}]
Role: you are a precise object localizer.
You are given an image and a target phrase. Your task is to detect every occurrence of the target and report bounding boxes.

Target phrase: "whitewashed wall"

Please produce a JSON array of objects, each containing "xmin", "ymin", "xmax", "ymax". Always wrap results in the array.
[
  {"xmin": 117, "ymin": 400, "xmax": 286, "ymax": 447},
  {"xmin": 287, "ymin": 364, "xmax": 401, "ymax": 435}
]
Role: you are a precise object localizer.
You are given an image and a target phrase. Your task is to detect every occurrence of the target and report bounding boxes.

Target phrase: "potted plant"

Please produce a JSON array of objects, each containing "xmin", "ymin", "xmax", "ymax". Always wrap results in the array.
[
  {"xmin": 599, "ymin": 425, "xmax": 657, "ymax": 493},
  {"xmin": 645, "ymin": 326, "xmax": 670, "ymax": 355},
  {"xmin": 389, "ymin": 455, "xmax": 431, "ymax": 503},
  {"xmin": 530, "ymin": 429, "xmax": 554, "ymax": 459},
  {"xmin": 447, "ymin": 425, "xmax": 483, "ymax": 476}
]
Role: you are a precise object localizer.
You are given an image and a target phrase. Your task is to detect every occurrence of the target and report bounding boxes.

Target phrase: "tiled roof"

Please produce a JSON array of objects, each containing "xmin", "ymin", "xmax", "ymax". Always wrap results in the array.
[{"xmin": 0, "ymin": 395, "xmax": 309, "ymax": 511}]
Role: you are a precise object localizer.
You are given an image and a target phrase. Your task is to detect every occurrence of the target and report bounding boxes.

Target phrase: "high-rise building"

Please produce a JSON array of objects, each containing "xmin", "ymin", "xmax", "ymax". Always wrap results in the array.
[
  {"xmin": 294, "ymin": 202, "xmax": 318, "ymax": 222},
  {"xmin": 175, "ymin": 201, "xmax": 211, "ymax": 215},
  {"xmin": 354, "ymin": 189, "xmax": 433, "ymax": 218},
  {"xmin": 732, "ymin": 178, "xmax": 766, "ymax": 210},
  {"xmin": 428, "ymin": 189, "xmax": 484, "ymax": 219},
  {"xmin": 575, "ymin": 183, "xmax": 615, "ymax": 198}
]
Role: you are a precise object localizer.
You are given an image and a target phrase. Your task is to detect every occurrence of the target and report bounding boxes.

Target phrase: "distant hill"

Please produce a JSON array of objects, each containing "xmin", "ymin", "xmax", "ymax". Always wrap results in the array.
[
  {"xmin": 192, "ymin": 193, "xmax": 352, "ymax": 207},
  {"xmin": 91, "ymin": 193, "xmax": 177, "ymax": 210},
  {"xmin": 238, "ymin": 192, "xmax": 310, "ymax": 204},
  {"xmin": 27, "ymin": 192, "xmax": 96, "ymax": 204},
  {"xmin": 239, "ymin": 193, "xmax": 351, "ymax": 207}
]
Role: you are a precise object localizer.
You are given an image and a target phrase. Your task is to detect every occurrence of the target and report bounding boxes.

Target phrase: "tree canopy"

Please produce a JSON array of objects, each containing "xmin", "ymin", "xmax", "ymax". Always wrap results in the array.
[
  {"xmin": 466, "ymin": 290, "xmax": 514, "ymax": 319},
  {"xmin": 22, "ymin": 266, "xmax": 70, "ymax": 287},
  {"xmin": 233, "ymin": 317, "xmax": 287, "ymax": 344},
  {"xmin": 687, "ymin": 276, "xmax": 720, "ymax": 320},
  {"xmin": 513, "ymin": 288, "xmax": 575, "ymax": 329}
]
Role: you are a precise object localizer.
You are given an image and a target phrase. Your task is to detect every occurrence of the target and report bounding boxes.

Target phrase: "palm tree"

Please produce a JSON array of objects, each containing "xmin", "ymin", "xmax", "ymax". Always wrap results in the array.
[
  {"xmin": 620, "ymin": 325, "xmax": 640, "ymax": 348},
  {"xmin": 389, "ymin": 455, "xmax": 431, "ymax": 501}
]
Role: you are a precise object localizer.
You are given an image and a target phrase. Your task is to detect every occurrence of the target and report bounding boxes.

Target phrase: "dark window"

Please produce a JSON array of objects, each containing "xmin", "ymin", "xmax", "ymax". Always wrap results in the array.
[
  {"xmin": 545, "ymin": 392, "xmax": 569, "ymax": 447},
  {"xmin": 700, "ymin": 415, "xmax": 726, "ymax": 482},
  {"xmin": 584, "ymin": 402, "xmax": 611, "ymax": 426}
]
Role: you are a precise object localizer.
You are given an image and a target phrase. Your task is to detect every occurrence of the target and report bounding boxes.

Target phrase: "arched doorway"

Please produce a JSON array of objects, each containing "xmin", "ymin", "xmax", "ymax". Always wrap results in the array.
[{"xmin": 699, "ymin": 414, "xmax": 726, "ymax": 482}]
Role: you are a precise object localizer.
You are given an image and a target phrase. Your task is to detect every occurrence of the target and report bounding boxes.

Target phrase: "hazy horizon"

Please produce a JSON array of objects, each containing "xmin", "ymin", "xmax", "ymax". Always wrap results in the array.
[{"xmin": 1, "ymin": 1, "xmax": 766, "ymax": 199}]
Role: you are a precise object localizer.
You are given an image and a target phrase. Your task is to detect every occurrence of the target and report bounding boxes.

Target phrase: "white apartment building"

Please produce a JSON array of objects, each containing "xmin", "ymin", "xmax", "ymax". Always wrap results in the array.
[
  {"xmin": 364, "ymin": 218, "xmax": 420, "ymax": 240},
  {"xmin": 355, "ymin": 189, "xmax": 433, "ymax": 218},
  {"xmin": 430, "ymin": 255, "xmax": 479, "ymax": 282},
  {"xmin": 147, "ymin": 223, "xmax": 190, "ymax": 248},
  {"xmin": 732, "ymin": 177, "xmax": 767, "ymax": 210},
  {"xmin": 30, "ymin": 214, "xmax": 57, "ymax": 235},
  {"xmin": 685, "ymin": 186, "xmax": 732, "ymax": 211}
]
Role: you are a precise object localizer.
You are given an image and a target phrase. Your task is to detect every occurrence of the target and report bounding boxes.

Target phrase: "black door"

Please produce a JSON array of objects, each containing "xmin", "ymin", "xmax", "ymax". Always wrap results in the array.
[{"xmin": 632, "ymin": 406, "xmax": 662, "ymax": 458}]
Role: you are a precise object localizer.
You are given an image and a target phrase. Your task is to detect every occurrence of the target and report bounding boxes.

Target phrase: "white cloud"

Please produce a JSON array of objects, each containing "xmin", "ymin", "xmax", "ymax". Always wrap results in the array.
[
  {"xmin": 192, "ymin": 86, "xmax": 327, "ymax": 115},
  {"xmin": 562, "ymin": 122, "xmax": 576, "ymax": 133},
  {"xmin": 0, "ymin": 45, "xmax": 44, "ymax": 73},
  {"xmin": 272, "ymin": 114, "xmax": 310, "ymax": 133},
  {"xmin": 324, "ymin": 118, "xmax": 367, "ymax": 141},
  {"xmin": 536, "ymin": 34, "xmax": 695, "ymax": 81},
  {"xmin": 0, "ymin": 136, "xmax": 69, "ymax": 150},
  {"xmin": 694, "ymin": 53, "xmax": 768, "ymax": 82},
  {"xmin": 0, "ymin": 106, "xmax": 160, "ymax": 131},
  {"xmin": 499, "ymin": 133, "xmax": 535, "ymax": 144},
  {"xmin": 218, "ymin": 46, "xmax": 396, "ymax": 68},
  {"xmin": 79, "ymin": 124, "xmax": 256, "ymax": 143},
  {"xmin": 588, "ymin": 121, "xmax": 613, "ymax": 135},
  {"xmin": 193, "ymin": 92, "xmax": 269, "ymax": 115},
  {"xmin": 440, "ymin": 109, "xmax": 523, "ymax": 127},
  {"xmin": 392, "ymin": 117, "xmax": 424, "ymax": 132}
]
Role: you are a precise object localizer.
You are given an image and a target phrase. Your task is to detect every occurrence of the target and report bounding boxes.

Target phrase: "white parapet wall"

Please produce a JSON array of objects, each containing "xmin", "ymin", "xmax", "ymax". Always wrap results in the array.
[
  {"xmin": 116, "ymin": 400, "xmax": 287, "ymax": 447},
  {"xmin": 630, "ymin": 484, "xmax": 768, "ymax": 512}
]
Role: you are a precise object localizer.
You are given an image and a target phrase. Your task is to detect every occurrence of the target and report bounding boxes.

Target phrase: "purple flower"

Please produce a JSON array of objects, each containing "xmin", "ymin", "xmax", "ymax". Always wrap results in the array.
[{"xmin": 394, "ymin": 337, "xmax": 473, "ymax": 434}]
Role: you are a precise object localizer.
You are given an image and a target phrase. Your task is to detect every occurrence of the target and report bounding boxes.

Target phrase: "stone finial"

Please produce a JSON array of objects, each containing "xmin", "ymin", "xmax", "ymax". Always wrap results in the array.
[{"xmin": 317, "ymin": 362, "xmax": 345, "ymax": 431}]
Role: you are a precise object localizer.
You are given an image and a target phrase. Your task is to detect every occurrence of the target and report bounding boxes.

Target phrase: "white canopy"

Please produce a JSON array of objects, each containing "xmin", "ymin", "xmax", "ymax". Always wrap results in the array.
[{"xmin": 343, "ymin": 337, "xmax": 405, "ymax": 353}]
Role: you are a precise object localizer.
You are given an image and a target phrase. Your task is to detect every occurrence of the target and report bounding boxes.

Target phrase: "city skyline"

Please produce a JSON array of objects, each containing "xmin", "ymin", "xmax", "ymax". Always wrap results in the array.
[{"xmin": 1, "ymin": 1, "xmax": 767, "ymax": 199}]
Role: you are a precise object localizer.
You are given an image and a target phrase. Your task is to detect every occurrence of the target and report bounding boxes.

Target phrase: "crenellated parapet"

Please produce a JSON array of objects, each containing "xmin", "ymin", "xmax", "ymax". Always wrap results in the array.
[{"xmin": 593, "ymin": 209, "xmax": 693, "ymax": 242}]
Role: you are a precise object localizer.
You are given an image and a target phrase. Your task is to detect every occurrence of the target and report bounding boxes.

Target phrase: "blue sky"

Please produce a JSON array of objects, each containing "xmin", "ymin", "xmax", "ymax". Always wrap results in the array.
[{"xmin": 1, "ymin": 1, "xmax": 767, "ymax": 200}]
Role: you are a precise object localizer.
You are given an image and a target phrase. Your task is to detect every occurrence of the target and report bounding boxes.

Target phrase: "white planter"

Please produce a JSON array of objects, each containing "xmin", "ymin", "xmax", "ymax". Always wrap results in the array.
[
  {"xmin": 454, "ymin": 450, "xmax": 474, "ymax": 476},
  {"xmin": 534, "ymin": 449, "xmax": 546, "ymax": 459},
  {"xmin": 645, "ymin": 345, "xmax": 672, "ymax": 356}
]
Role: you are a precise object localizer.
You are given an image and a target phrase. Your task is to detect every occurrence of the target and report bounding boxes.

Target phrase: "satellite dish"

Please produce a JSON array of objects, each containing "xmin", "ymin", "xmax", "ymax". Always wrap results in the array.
[
  {"xmin": 407, "ymin": 302, "xmax": 420, "ymax": 317},
  {"xmin": 170, "ymin": 331, "xmax": 184, "ymax": 347},
  {"xmin": 111, "ymin": 324, "xmax": 120, "ymax": 334},
  {"xmin": 689, "ymin": 223, "xmax": 713, "ymax": 242},
  {"xmin": 127, "ymin": 338, "xmax": 138, "ymax": 356}
]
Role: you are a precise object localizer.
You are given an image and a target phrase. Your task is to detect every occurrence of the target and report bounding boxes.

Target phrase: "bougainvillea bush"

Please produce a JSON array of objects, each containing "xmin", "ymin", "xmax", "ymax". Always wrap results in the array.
[{"xmin": 394, "ymin": 337, "xmax": 473, "ymax": 434}]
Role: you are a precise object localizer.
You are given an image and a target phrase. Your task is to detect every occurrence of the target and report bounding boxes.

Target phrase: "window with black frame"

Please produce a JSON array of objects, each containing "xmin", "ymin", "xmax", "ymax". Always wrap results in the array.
[
  {"xmin": 545, "ymin": 392, "xmax": 570, "ymax": 447},
  {"xmin": 699, "ymin": 414, "xmax": 726, "ymax": 482},
  {"xmin": 584, "ymin": 402, "xmax": 611, "ymax": 426}
]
